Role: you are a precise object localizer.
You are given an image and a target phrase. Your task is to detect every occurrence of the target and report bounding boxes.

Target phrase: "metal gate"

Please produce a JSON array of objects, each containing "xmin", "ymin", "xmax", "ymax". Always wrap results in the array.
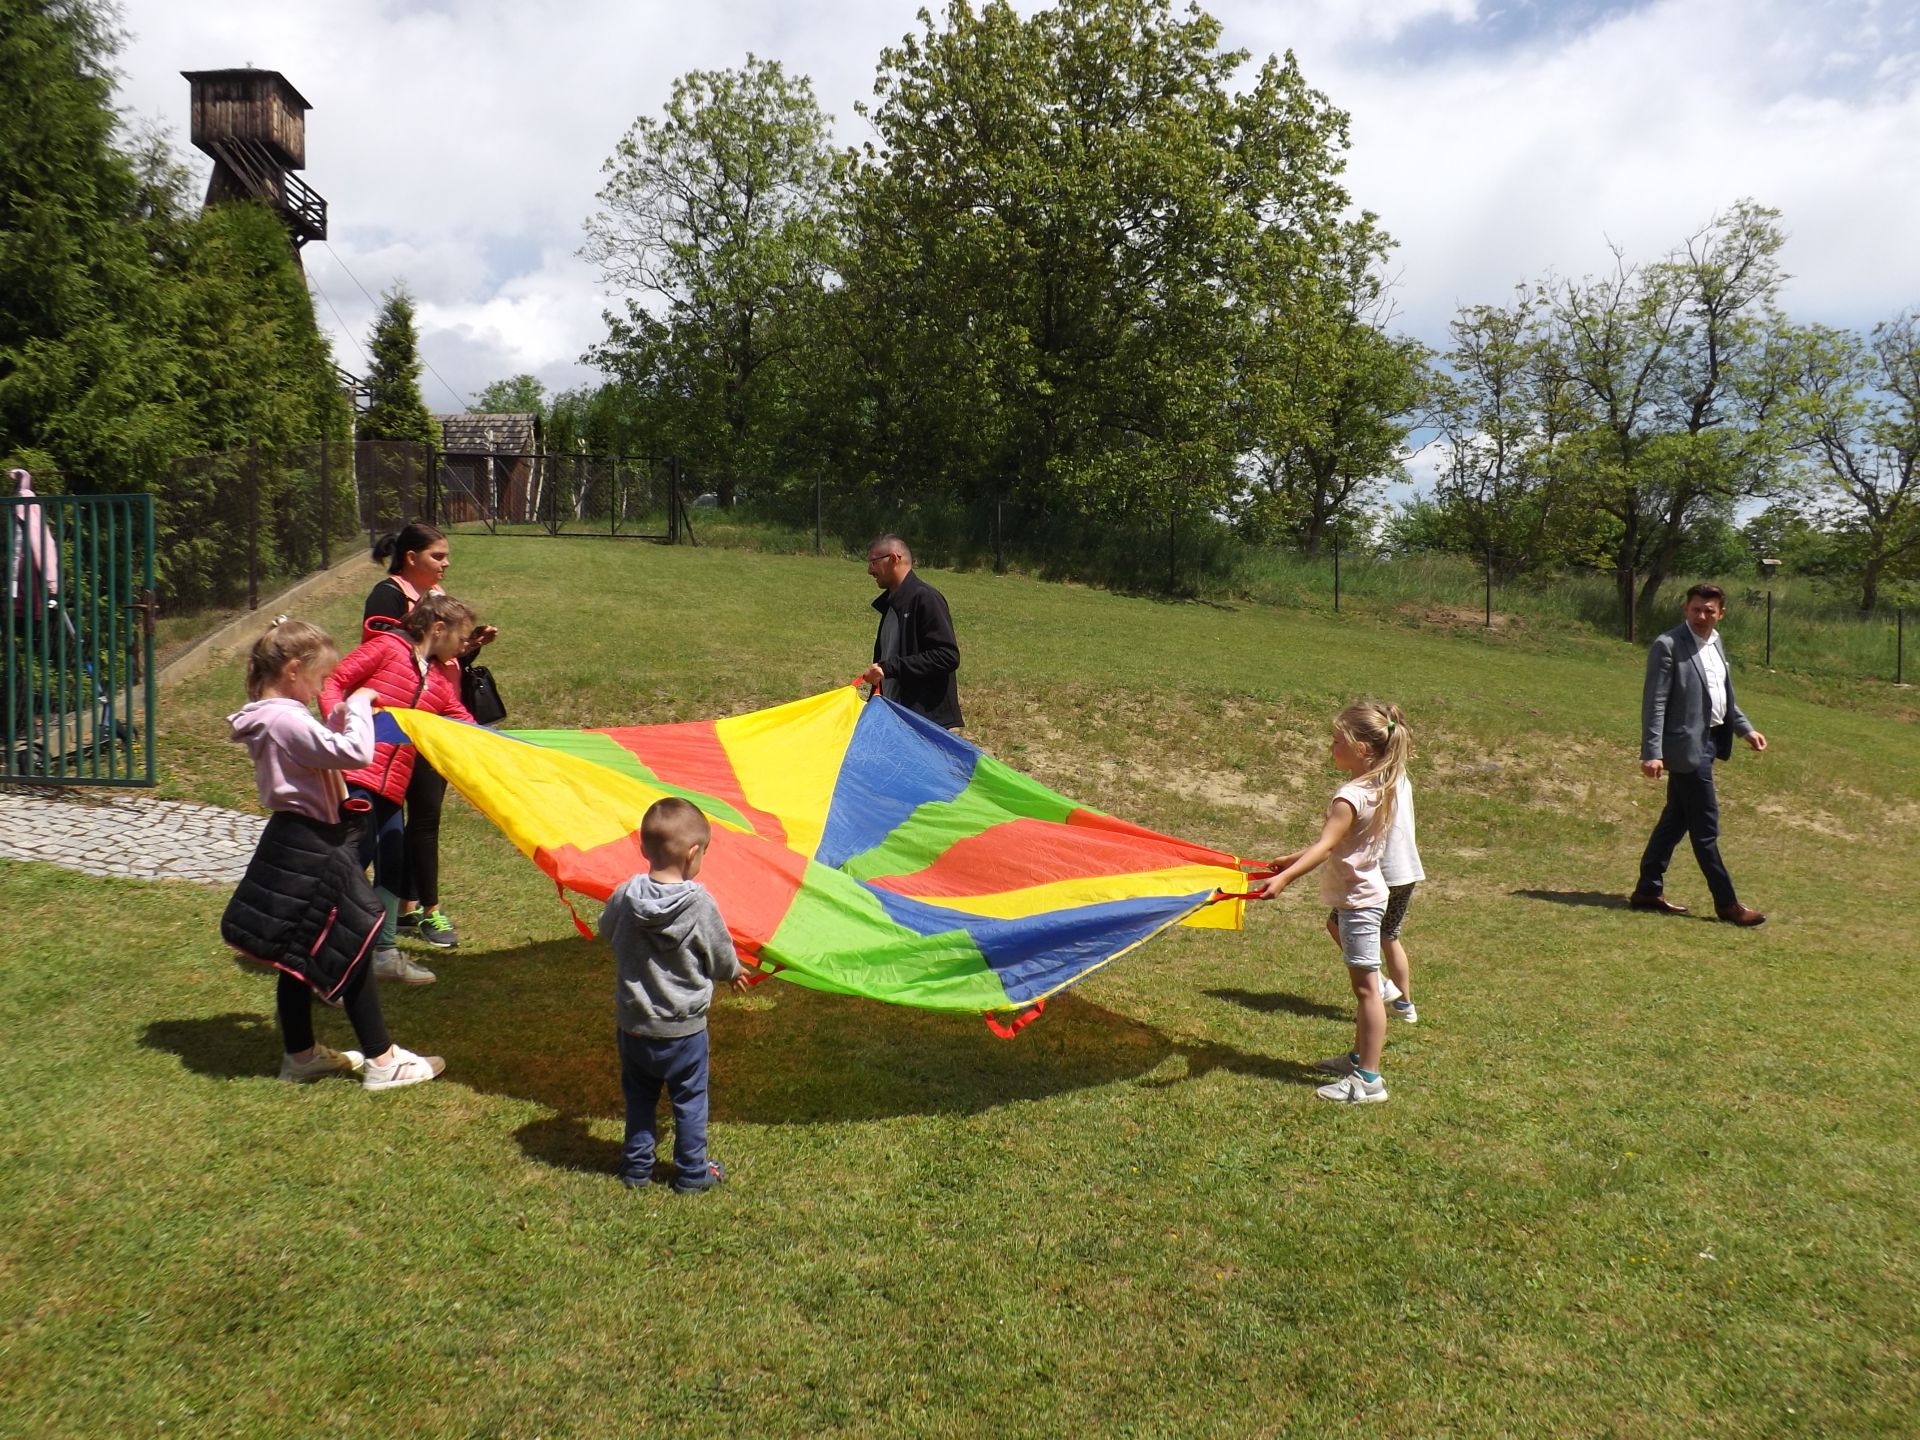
[{"xmin": 4, "ymin": 489, "xmax": 156, "ymax": 785}]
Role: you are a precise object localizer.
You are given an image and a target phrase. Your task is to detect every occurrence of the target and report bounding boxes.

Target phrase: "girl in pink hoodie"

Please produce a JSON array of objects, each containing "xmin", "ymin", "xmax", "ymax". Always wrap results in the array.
[{"xmin": 222, "ymin": 618, "xmax": 443, "ymax": 1091}]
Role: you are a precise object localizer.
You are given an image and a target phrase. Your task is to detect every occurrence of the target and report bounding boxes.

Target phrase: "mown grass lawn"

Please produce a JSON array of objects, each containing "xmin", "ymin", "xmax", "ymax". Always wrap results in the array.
[{"xmin": 4, "ymin": 538, "xmax": 1917, "ymax": 1437}]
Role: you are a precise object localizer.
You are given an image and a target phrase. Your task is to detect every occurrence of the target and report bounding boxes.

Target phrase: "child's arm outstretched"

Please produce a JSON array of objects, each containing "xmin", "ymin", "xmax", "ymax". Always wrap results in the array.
[{"xmin": 1258, "ymin": 801, "xmax": 1358, "ymax": 899}]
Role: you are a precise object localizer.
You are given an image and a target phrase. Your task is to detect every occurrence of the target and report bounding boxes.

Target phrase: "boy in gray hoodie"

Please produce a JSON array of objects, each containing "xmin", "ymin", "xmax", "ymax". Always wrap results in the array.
[{"xmin": 600, "ymin": 797, "xmax": 744, "ymax": 1192}]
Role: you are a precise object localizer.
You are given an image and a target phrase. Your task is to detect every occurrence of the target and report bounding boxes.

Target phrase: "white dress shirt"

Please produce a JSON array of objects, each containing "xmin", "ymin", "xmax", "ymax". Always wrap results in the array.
[{"xmin": 1694, "ymin": 630, "xmax": 1728, "ymax": 727}]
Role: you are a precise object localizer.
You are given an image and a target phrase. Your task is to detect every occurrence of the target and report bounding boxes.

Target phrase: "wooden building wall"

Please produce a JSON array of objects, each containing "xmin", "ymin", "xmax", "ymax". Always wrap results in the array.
[{"xmin": 184, "ymin": 72, "xmax": 308, "ymax": 169}]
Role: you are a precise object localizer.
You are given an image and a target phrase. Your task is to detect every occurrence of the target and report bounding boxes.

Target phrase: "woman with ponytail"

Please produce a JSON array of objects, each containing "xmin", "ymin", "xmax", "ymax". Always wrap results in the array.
[{"xmin": 363, "ymin": 522, "xmax": 497, "ymax": 950}]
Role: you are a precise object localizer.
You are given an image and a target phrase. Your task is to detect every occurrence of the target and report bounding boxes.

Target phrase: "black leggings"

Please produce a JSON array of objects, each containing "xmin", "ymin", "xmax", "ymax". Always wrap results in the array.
[
  {"xmin": 277, "ymin": 963, "xmax": 392, "ymax": 1058},
  {"xmin": 405, "ymin": 760, "xmax": 448, "ymax": 909}
]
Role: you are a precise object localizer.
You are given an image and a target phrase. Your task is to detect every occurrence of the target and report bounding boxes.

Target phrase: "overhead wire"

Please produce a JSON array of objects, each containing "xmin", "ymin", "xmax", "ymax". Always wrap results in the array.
[
  {"xmin": 320, "ymin": 240, "xmax": 472, "ymax": 410},
  {"xmin": 306, "ymin": 268, "xmax": 374, "ymax": 371}
]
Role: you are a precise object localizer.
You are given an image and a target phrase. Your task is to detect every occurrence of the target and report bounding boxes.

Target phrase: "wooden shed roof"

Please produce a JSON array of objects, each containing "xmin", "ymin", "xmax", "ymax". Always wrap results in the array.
[
  {"xmin": 181, "ymin": 69, "xmax": 312, "ymax": 112},
  {"xmin": 435, "ymin": 413, "xmax": 538, "ymax": 454}
]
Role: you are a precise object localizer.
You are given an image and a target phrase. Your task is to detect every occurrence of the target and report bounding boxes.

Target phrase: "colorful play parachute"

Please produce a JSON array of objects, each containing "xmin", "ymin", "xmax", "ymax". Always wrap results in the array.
[{"xmin": 383, "ymin": 688, "xmax": 1250, "ymax": 1029}]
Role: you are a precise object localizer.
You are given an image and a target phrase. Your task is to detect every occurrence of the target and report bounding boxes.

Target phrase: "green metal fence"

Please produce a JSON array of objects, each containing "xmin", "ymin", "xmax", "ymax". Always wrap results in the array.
[{"xmin": 4, "ymin": 493, "xmax": 156, "ymax": 786}]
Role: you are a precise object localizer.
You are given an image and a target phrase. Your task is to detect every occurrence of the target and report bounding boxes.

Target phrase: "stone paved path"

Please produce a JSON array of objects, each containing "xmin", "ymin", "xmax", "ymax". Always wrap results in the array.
[{"xmin": 0, "ymin": 785, "xmax": 262, "ymax": 884}]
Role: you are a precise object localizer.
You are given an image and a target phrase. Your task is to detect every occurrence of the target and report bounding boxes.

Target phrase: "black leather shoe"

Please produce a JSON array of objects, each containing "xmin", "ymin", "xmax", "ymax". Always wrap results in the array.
[
  {"xmin": 1629, "ymin": 893, "xmax": 1689, "ymax": 915},
  {"xmin": 1716, "ymin": 903, "xmax": 1767, "ymax": 927}
]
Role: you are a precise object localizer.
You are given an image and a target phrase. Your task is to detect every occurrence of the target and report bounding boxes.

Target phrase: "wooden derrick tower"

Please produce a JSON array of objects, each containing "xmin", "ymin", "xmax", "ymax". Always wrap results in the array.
[{"xmin": 182, "ymin": 68, "xmax": 327, "ymax": 252}]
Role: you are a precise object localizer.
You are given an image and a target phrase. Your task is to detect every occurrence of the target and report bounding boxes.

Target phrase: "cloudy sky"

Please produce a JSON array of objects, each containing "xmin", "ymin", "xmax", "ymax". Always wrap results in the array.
[{"xmin": 109, "ymin": 0, "xmax": 1920, "ymax": 440}]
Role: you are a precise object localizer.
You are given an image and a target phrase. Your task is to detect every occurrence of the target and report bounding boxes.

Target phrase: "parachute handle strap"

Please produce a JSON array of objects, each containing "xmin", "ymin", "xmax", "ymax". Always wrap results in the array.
[
  {"xmin": 557, "ymin": 879, "xmax": 595, "ymax": 939},
  {"xmin": 984, "ymin": 998, "xmax": 1046, "ymax": 1039},
  {"xmin": 740, "ymin": 955, "xmax": 779, "ymax": 988},
  {"xmin": 1215, "ymin": 858, "xmax": 1283, "ymax": 900}
]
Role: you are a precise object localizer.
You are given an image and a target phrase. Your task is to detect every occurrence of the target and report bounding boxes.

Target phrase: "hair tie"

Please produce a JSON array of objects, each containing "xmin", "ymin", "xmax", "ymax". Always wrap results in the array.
[
  {"xmin": 1386, "ymin": 718, "xmax": 1395, "ymax": 737},
  {"xmin": 270, "ymin": 613, "xmax": 290, "ymax": 627}
]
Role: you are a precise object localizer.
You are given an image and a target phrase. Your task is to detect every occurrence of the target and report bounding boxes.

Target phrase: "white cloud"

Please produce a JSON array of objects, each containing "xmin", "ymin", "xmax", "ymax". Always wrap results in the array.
[{"xmin": 108, "ymin": 0, "xmax": 1920, "ymax": 410}]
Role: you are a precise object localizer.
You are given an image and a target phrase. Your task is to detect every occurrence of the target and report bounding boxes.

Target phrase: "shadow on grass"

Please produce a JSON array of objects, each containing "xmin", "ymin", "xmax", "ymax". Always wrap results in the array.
[
  {"xmin": 1203, "ymin": 987, "xmax": 1348, "ymax": 1022},
  {"xmin": 1512, "ymin": 889, "xmax": 1634, "ymax": 911},
  {"xmin": 141, "ymin": 937, "xmax": 1326, "ymax": 1180},
  {"xmin": 481, "ymin": 937, "xmax": 1328, "ymax": 1174},
  {"xmin": 140, "ymin": 1011, "xmax": 282, "ymax": 1081}
]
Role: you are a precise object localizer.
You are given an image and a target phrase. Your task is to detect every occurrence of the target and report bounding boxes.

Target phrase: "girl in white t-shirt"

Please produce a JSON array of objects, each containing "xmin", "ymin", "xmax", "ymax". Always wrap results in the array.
[
  {"xmin": 1258, "ymin": 700, "xmax": 1411, "ymax": 1104},
  {"xmin": 1377, "ymin": 703, "xmax": 1424, "ymax": 1024}
]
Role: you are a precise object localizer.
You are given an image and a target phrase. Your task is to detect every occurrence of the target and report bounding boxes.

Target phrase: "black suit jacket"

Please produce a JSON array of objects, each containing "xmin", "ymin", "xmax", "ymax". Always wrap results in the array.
[{"xmin": 872, "ymin": 570, "xmax": 962, "ymax": 728}]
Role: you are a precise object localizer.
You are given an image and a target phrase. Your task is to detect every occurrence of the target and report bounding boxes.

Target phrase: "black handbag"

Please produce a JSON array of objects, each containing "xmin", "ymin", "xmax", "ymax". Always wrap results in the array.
[{"xmin": 461, "ymin": 662, "xmax": 507, "ymax": 726}]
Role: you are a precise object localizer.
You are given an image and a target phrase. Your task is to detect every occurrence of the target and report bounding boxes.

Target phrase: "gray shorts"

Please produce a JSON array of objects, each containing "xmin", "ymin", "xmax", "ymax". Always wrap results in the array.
[
  {"xmin": 1328, "ymin": 905, "xmax": 1384, "ymax": 970},
  {"xmin": 1382, "ymin": 883, "xmax": 1417, "ymax": 941}
]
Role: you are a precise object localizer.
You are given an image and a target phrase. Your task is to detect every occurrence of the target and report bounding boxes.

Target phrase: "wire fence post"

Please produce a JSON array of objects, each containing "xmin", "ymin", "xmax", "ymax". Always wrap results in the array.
[
  {"xmin": 246, "ymin": 440, "xmax": 260, "ymax": 611},
  {"xmin": 1332, "ymin": 526, "xmax": 1341, "ymax": 614},
  {"xmin": 994, "ymin": 496, "xmax": 1006, "ymax": 575},
  {"xmin": 1485, "ymin": 547, "xmax": 1493, "ymax": 628},
  {"xmin": 1899, "ymin": 606, "xmax": 1906, "ymax": 686},
  {"xmin": 319, "ymin": 439, "xmax": 331, "ymax": 570},
  {"xmin": 814, "ymin": 473, "xmax": 822, "ymax": 556},
  {"xmin": 1167, "ymin": 502, "xmax": 1177, "ymax": 593},
  {"xmin": 1766, "ymin": 590, "xmax": 1773, "ymax": 668}
]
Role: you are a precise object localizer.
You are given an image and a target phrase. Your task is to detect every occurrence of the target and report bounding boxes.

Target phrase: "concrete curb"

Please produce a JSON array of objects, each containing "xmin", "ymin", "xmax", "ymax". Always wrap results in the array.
[{"xmin": 157, "ymin": 549, "xmax": 382, "ymax": 689}]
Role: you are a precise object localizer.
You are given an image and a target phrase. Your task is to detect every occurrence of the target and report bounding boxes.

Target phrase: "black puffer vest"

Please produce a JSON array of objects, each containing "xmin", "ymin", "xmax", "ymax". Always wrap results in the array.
[{"xmin": 221, "ymin": 812, "xmax": 384, "ymax": 999}]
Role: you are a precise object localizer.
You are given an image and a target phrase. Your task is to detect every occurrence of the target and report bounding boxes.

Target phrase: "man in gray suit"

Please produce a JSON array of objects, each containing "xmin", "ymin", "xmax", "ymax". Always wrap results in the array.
[{"xmin": 1631, "ymin": 583, "xmax": 1769, "ymax": 925}]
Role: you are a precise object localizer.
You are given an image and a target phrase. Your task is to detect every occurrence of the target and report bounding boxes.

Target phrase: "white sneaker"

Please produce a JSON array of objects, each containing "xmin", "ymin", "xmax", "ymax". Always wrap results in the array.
[
  {"xmin": 363, "ymin": 1045, "xmax": 445, "ymax": 1091},
  {"xmin": 1390, "ymin": 997, "xmax": 1419, "ymax": 1024},
  {"xmin": 1379, "ymin": 975, "xmax": 1402, "ymax": 1003},
  {"xmin": 1316, "ymin": 1070, "xmax": 1388, "ymax": 1104},
  {"xmin": 278, "ymin": 1045, "xmax": 364, "ymax": 1083},
  {"xmin": 373, "ymin": 947, "xmax": 436, "ymax": 986},
  {"xmin": 1313, "ymin": 1052, "xmax": 1358, "ymax": 1076}
]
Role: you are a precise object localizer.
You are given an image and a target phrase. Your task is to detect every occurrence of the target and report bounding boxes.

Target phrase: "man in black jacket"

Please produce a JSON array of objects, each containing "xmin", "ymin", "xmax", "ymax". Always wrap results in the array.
[{"xmin": 860, "ymin": 534, "xmax": 962, "ymax": 729}]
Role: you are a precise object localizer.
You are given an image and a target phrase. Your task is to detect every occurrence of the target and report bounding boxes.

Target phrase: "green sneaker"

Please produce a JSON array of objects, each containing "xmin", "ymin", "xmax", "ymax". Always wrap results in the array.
[{"xmin": 415, "ymin": 907, "xmax": 459, "ymax": 949}]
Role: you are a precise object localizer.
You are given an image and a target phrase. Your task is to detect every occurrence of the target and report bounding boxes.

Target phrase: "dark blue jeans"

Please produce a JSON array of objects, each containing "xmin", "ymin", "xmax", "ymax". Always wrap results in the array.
[
  {"xmin": 1636, "ymin": 764, "xmax": 1738, "ymax": 909},
  {"xmin": 347, "ymin": 786, "xmax": 408, "ymax": 894},
  {"xmin": 618, "ymin": 1028, "xmax": 710, "ymax": 1182}
]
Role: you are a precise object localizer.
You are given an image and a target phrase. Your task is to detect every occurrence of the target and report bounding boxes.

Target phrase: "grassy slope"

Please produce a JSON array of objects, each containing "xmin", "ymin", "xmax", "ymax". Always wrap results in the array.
[{"xmin": 3, "ymin": 539, "xmax": 1916, "ymax": 1438}]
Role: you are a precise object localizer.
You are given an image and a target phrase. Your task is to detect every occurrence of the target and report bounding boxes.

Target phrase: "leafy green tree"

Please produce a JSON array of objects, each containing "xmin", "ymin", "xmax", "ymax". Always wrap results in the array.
[
  {"xmin": 839, "ymin": 0, "xmax": 1394, "ymax": 567},
  {"xmin": 174, "ymin": 203, "xmax": 350, "ymax": 451},
  {"xmin": 358, "ymin": 289, "xmax": 436, "ymax": 444},
  {"xmin": 1236, "ymin": 216, "xmax": 1428, "ymax": 554},
  {"xmin": 1546, "ymin": 201, "xmax": 1801, "ymax": 638},
  {"xmin": 1791, "ymin": 313, "xmax": 1920, "ymax": 610},
  {"xmin": 1416, "ymin": 292, "xmax": 1606, "ymax": 579},
  {"xmin": 582, "ymin": 56, "xmax": 840, "ymax": 506},
  {"xmin": 470, "ymin": 373, "xmax": 547, "ymax": 416},
  {"xmin": 0, "ymin": 0, "xmax": 190, "ymax": 489}
]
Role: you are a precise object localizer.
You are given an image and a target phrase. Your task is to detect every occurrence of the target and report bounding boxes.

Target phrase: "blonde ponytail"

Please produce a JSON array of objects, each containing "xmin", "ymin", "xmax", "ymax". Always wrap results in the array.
[{"xmin": 1335, "ymin": 699, "xmax": 1412, "ymax": 836}]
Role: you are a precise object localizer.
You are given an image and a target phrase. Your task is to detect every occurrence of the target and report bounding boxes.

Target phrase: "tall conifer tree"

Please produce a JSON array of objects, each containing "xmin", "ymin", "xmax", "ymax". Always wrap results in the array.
[{"xmin": 358, "ymin": 289, "xmax": 436, "ymax": 444}]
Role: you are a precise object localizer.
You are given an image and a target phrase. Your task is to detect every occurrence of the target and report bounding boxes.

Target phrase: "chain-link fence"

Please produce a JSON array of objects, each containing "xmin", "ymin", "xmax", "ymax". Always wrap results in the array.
[
  {"xmin": 156, "ymin": 440, "xmax": 696, "ymax": 617},
  {"xmin": 433, "ymin": 451, "xmax": 685, "ymax": 537},
  {"xmin": 142, "ymin": 440, "xmax": 1912, "ymax": 685},
  {"xmin": 160, "ymin": 440, "xmax": 362, "ymax": 612}
]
